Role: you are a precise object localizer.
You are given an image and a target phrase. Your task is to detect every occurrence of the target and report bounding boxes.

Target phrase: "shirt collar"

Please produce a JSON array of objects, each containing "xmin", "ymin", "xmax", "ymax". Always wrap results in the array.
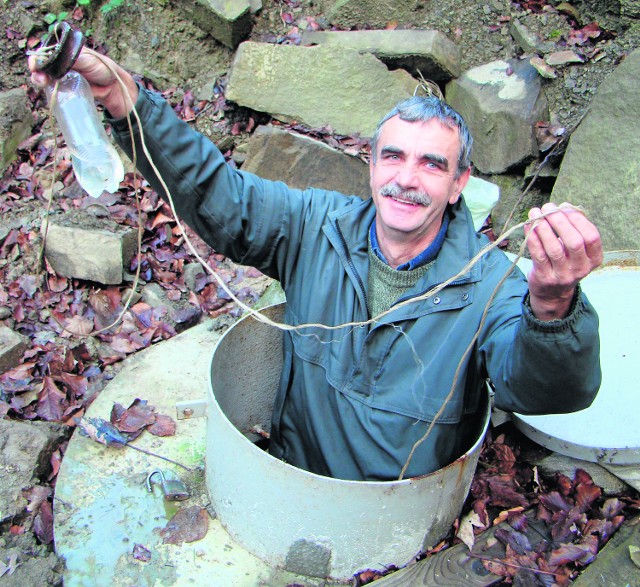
[{"xmin": 369, "ymin": 211, "xmax": 450, "ymax": 271}]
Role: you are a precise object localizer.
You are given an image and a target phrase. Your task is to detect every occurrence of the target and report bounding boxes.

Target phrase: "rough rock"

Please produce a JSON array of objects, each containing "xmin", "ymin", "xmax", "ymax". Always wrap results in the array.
[
  {"xmin": 0, "ymin": 327, "xmax": 29, "ymax": 376},
  {"xmin": 581, "ymin": 0, "xmax": 640, "ymax": 18},
  {"xmin": 226, "ymin": 42, "xmax": 419, "ymax": 137},
  {"xmin": 181, "ymin": 0, "xmax": 253, "ymax": 49},
  {"xmin": 140, "ymin": 282, "xmax": 202, "ymax": 332},
  {"xmin": 551, "ymin": 48, "xmax": 640, "ymax": 251},
  {"xmin": 510, "ymin": 19, "xmax": 555, "ymax": 55},
  {"xmin": 241, "ymin": 125, "xmax": 370, "ymax": 197},
  {"xmin": 0, "ymin": 88, "xmax": 33, "ymax": 174},
  {"xmin": 300, "ymin": 29, "xmax": 461, "ymax": 81},
  {"xmin": 0, "ymin": 533, "xmax": 65, "ymax": 587},
  {"xmin": 313, "ymin": 0, "xmax": 421, "ymax": 29},
  {"xmin": 44, "ymin": 211, "xmax": 137, "ymax": 285},
  {"xmin": 0, "ymin": 419, "xmax": 67, "ymax": 522},
  {"xmin": 488, "ymin": 173, "xmax": 547, "ymax": 244},
  {"xmin": 446, "ymin": 58, "xmax": 548, "ymax": 174},
  {"xmin": 533, "ymin": 452, "xmax": 632, "ymax": 495}
]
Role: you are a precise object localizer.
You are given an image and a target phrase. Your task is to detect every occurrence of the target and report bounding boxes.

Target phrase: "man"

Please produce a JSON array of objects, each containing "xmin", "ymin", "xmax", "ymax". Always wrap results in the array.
[{"xmin": 30, "ymin": 49, "xmax": 602, "ymax": 481}]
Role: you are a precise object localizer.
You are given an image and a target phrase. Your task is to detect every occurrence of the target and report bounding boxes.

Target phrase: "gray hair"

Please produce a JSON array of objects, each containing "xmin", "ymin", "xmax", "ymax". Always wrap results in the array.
[{"xmin": 370, "ymin": 96, "xmax": 473, "ymax": 178}]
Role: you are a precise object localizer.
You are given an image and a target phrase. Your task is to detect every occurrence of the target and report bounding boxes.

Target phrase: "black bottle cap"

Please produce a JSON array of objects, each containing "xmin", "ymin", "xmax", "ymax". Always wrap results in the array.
[{"xmin": 33, "ymin": 22, "xmax": 85, "ymax": 79}]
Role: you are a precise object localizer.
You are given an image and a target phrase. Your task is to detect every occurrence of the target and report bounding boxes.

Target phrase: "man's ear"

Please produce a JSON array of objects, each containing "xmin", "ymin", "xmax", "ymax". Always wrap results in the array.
[{"xmin": 449, "ymin": 167, "xmax": 471, "ymax": 204}]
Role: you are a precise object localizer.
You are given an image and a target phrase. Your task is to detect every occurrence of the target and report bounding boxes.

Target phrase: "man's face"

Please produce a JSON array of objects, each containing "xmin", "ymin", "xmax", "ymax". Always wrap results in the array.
[{"xmin": 369, "ymin": 115, "xmax": 470, "ymax": 258}]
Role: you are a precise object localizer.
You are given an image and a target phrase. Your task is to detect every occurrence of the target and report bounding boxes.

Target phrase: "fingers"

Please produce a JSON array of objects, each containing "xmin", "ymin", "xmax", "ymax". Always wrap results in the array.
[
  {"xmin": 28, "ymin": 47, "xmax": 138, "ymax": 118},
  {"xmin": 526, "ymin": 203, "xmax": 602, "ymax": 277}
]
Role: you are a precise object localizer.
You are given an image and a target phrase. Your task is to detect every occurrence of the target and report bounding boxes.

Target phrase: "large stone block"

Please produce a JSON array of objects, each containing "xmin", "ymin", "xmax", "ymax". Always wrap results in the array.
[
  {"xmin": 314, "ymin": 0, "xmax": 421, "ymax": 29},
  {"xmin": 551, "ymin": 49, "xmax": 640, "ymax": 251},
  {"xmin": 301, "ymin": 29, "xmax": 461, "ymax": 81},
  {"xmin": 44, "ymin": 211, "xmax": 138, "ymax": 285},
  {"xmin": 0, "ymin": 327, "xmax": 29, "ymax": 375},
  {"xmin": 0, "ymin": 88, "xmax": 33, "ymax": 174},
  {"xmin": 182, "ymin": 0, "xmax": 253, "ymax": 48},
  {"xmin": 242, "ymin": 125, "xmax": 371, "ymax": 197},
  {"xmin": 226, "ymin": 42, "xmax": 420, "ymax": 138},
  {"xmin": 0, "ymin": 419, "xmax": 67, "ymax": 522},
  {"xmin": 446, "ymin": 58, "xmax": 548, "ymax": 174}
]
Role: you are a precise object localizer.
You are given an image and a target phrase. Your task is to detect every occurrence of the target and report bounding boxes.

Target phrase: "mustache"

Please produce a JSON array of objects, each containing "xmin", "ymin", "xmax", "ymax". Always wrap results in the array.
[{"xmin": 379, "ymin": 183, "xmax": 432, "ymax": 206}]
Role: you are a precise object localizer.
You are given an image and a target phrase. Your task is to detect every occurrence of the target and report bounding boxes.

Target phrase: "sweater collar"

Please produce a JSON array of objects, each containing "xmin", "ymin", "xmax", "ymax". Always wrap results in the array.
[{"xmin": 369, "ymin": 212, "xmax": 450, "ymax": 271}]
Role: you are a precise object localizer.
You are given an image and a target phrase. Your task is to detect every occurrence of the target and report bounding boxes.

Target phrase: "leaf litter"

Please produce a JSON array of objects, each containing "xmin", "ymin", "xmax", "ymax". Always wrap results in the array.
[{"xmin": 354, "ymin": 427, "xmax": 637, "ymax": 586}]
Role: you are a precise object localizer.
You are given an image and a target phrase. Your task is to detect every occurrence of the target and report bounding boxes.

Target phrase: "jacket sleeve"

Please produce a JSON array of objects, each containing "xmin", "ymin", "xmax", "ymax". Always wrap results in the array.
[
  {"xmin": 108, "ymin": 85, "xmax": 346, "ymax": 282},
  {"xmin": 480, "ymin": 270, "xmax": 601, "ymax": 415}
]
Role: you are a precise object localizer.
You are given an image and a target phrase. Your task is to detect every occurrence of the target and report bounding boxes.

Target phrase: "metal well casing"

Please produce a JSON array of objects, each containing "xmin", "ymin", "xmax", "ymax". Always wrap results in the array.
[{"xmin": 206, "ymin": 303, "xmax": 490, "ymax": 580}]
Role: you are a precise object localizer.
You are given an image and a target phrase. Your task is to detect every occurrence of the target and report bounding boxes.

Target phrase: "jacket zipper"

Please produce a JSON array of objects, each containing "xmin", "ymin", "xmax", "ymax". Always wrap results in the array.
[{"xmin": 334, "ymin": 221, "xmax": 369, "ymax": 311}]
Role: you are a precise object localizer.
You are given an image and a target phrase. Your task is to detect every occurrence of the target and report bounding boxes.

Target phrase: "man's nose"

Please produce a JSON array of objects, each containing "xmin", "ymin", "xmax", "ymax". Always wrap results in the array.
[{"xmin": 394, "ymin": 162, "xmax": 418, "ymax": 189}]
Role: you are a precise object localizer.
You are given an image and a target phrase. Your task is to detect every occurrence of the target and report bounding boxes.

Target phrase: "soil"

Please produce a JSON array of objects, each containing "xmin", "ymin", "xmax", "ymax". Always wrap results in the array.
[{"xmin": 0, "ymin": 0, "xmax": 639, "ymax": 585}]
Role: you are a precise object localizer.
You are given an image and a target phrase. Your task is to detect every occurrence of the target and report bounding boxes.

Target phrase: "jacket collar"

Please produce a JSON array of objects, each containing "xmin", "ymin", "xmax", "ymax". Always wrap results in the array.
[{"xmin": 325, "ymin": 196, "xmax": 483, "ymax": 288}]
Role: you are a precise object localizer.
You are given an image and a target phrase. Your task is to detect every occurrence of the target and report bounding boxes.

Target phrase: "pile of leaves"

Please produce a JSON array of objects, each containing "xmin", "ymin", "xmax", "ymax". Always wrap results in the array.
[
  {"xmin": 354, "ymin": 427, "xmax": 639, "ymax": 586},
  {"xmin": 465, "ymin": 430, "xmax": 633, "ymax": 585}
]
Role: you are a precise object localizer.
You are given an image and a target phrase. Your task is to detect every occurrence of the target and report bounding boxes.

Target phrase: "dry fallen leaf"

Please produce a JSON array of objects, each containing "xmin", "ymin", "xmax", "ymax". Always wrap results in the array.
[
  {"xmin": 457, "ymin": 510, "xmax": 484, "ymax": 549},
  {"xmin": 160, "ymin": 506, "xmax": 209, "ymax": 545}
]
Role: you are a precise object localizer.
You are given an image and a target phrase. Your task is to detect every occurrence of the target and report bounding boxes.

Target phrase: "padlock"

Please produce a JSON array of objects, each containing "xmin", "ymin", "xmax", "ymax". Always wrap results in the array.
[{"xmin": 146, "ymin": 469, "xmax": 190, "ymax": 501}]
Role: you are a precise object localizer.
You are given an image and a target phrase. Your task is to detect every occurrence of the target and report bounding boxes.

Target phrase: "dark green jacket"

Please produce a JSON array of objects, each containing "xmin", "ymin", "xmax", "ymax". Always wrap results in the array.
[{"xmin": 112, "ymin": 87, "xmax": 601, "ymax": 481}]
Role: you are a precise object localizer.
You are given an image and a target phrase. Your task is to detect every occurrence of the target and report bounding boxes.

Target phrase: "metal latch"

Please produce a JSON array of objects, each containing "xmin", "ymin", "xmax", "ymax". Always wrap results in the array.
[
  {"xmin": 146, "ymin": 470, "xmax": 190, "ymax": 501},
  {"xmin": 175, "ymin": 398, "xmax": 207, "ymax": 420}
]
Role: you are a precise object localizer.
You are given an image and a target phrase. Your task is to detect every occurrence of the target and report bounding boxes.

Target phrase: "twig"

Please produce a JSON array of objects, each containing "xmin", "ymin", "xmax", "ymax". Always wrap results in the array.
[
  {"xmin": 469, "ymin": 553, "xmax": 558, "ymax": 577},
  {"xmin": 125, "ymin": 442, "xmax": 192, "ymax": 472}
]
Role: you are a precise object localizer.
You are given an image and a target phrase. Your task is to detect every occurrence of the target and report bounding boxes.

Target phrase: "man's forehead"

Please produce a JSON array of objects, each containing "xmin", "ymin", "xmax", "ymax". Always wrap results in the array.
[{"xmin": 377, "ymin": 115, "xmax": 460, "ymax": 151}]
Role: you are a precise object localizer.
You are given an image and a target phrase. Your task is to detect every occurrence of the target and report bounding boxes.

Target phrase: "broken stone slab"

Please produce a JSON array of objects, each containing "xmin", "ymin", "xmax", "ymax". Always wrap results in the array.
[
  {"xmin": 551, "ymin": 48, "xmax": 640, "ymax": 251},
  {"xmin": 510, "ymin": 19, "xmax": 556, "ymax": 55},
  {"xmin": 181, "ymin": 0, "xmax": 253, "ymax": 48},
  {"xmin": 241, "ymin": 125, "xmax": 371, "ymax": 197},
  {"xmin": 300, "ymin": 30, "xmax": 461, "ymax": 81},
  {"xmin": 545, "ymin": 50, "xmax": 584, "ymax": 66},
  {"xmin": 313, "ymin": 0, "xmax": 421, "ymax": 29},
  {"xmin": 226, "ymin": 42, "xmax": 420, "ymax": 138},
  {"xmin": 183, "ymin": 262, "xmax": 206, "ymax": 293},
  {"xmin": 0, "ymin": 419, "xmax": 68, "ymax": 522},
  {"xmin": 533, "ymin": 452, "xmax": 632, "ymax": 495},
  {"xmin": 530, "ymin": 56, "xmax": 557, "ymax": 79},
  {"xmin": 44, "ymin": 211, "xmax": 137, "ymax": 285},
  {"xmin": 0, "ymin": 535, "xmax": 65, "ymax": 587},
  {"xmin": 0, "ymin": 327, "xmax": 29, "ymax": 376},
  {"xmin": 446, "ymin": 58, "xmax": 548, "ymax": 174},
  {"xmin": 0, "ymin": 87, "xmax": 34, "ymax": 175}
]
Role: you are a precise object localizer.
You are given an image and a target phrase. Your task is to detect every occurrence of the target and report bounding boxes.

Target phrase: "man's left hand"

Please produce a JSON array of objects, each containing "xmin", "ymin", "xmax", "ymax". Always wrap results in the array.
[{"xmin": 524, "ymin": 202, "xmax": 603, "ymax": 321}]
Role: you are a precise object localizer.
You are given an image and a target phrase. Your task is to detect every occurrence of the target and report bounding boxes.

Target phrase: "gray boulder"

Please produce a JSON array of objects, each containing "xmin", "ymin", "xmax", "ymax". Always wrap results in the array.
[
  {"xmin": 44, "ymin": 211, "xmax": 137, "ymax": 285},
  {"xmin": 0, "ymin": 419, "xmax": 67, "ymax": 522},
  {"xmin": 181, "ymin": 0, "xmax": 254, "ymax": 48},
  {"xmin": 0, "ymin": 87, "xmax": 33, "ymax": 174},
  {"xmin": 301, "ymin": 30, "xmax": 461, "ymax": 81},
  {"xmin": 226, "ymin": 42, "xmax": 420, "ymax": 138},
  {"xmin": 0, "ymin": 327, "xmax": 29, "ymax": 375},
  {"xmin": 313, "ymin": 0, "xmax": 421, "ymax": 29},
  {"xmin": 242, "ymin": 125, "xmax": 370, "ymax": 197},
  {"xmin": 551, "ymin": 49, "xmax": 640, "ymax": 251},
  {"xmin": 446, "ymin": 58, "xmax": 548, "ymax": 174}
]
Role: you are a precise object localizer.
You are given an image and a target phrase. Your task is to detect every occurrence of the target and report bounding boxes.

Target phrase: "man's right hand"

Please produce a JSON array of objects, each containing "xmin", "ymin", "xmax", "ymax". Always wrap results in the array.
[{"xmin": 29, "ymin": 47, "xmax": 138, "ymax": 119}]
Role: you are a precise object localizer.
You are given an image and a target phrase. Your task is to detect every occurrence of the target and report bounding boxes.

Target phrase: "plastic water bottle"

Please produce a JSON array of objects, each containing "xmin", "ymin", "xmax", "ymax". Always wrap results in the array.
[{"xmin": 46, "ymin": 70, "xmax": 124, "ymax": 198}]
